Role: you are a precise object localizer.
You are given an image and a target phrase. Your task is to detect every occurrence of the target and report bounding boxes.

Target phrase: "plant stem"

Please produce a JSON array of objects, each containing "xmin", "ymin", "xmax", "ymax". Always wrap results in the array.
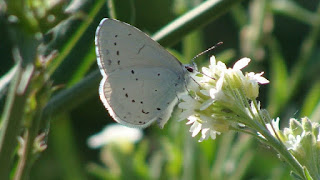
[
  {"xmin": 0, "ymin": 63, "xmax": 29, "ymax": 179},
  {"xmin": 42, "ymin": 70, "xmax": 101, "ymax": 118},
  {"xmin": 251, "ymin": 101, "xmax": 306, "ymax": 178},
  {"xmin": 13, "ymin": 105, "xmax": 44, "ymax": 180},
  {"xmin": 153, "ymin": 0, "xmax": 244, "ymax": 46},
  {"xmin": 258, "ymin": 126, "xmax": 306, "ymax": 179}
]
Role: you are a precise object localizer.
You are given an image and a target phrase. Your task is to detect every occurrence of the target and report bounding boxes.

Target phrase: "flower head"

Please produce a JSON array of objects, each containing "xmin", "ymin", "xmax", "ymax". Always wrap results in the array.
[
  {"xmin": 268, "ymin": 117, "xmax": 320, "ymax": 179},
  {"xmin": 178, "ymin": 56, "xmax": 269, "ymax": 141},
  {"xmin": 87, "ymin": 124, "xmax": 143, "ymax": 149}
]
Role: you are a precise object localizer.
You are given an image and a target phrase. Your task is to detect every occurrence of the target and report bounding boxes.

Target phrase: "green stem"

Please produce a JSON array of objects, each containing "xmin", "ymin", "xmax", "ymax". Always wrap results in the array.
[
  {"xmin": 13, "ymin": 103, "xmax": 44, "ymax": 180},
  {"xmin": 250, "ymin": 100, "xmax": 306, "ymax": 178},
  {"xmin": 0, "ymin": 63, "xmax": 29, "ymax": 180},
  {"xmin": 108, "ymin": 0, "xmax": 117, "ymax": 19},
  {"xmin": 258, "ymin": 126, "xmax": 306, "ymax": 179},
  {"xmin": 153, "ymin": 0, "xmax": 244, "ymax": 46},
  {"xmin": 0, "ymin": 64, "xmax": 18, "ymax": 97},
  {"xmin": 42, "ymin": 70, "xmax": 101, "ymax": 118},
  {"xmin": 252, "ymin": 100, "xmax": 266, "ymax": 125},
  {"xmin": 230, "ymin": 126, "xmax": 266, "ymax": 142}
]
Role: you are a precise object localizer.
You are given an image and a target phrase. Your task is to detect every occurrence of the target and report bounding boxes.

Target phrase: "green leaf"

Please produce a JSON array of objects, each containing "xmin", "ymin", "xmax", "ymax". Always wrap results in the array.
[
  {"xmin": 0, "ymin": 64, "xmax": 18, "ymax": 100},
  {"xmin": 66, "ymin": 45, "xmax": 96, "ymax": 87},
  {"xmin": 267, "ymin": 38, "xmax": 289, "ymax": 116},
  {"xmin": 51, "ymin": 113, "xmax": 87, "ymax": 180},
  {"xmin": 47, "ymin": 0, "xmax": 106, "ymax": 75},
  {"xmin": 301, "ymin": 81, "xmax": 320, "ymax": 117}
]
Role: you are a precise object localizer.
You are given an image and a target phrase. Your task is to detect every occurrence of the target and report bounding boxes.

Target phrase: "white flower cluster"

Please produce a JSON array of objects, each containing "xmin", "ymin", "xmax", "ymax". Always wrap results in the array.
[
  {"xmin": 178, "ymin": 56, "xmax": 269, "ymax": 142},
  {"xmin": 87, "ymin": 124, "xmax": 143, "ymax": 149},
  {"xmin": 265, "ymin": 117, "xmax": 320, "ymax": 151},
  {"xmin": 265, "ymin": 117, "xmax": 320, "ymax": 179}
]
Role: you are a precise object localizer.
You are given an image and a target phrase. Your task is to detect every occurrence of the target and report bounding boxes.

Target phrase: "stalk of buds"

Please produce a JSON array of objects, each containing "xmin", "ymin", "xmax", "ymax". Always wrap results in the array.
[{"xmin": 178, "ymin": 56, "xmax": 319, "ymax": 179}]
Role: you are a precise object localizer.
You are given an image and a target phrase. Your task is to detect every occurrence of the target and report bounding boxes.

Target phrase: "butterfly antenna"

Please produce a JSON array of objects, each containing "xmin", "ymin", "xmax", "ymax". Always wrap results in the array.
[
  {"xmin": 187, "ymin": 42, "xmax": 223, "ymax": 80},
  {"xmin": 184, "ymin": 42, "xmax": 223, "ymax": 100},
  {"xmin": 190, "ymin": 42, "xmax": 223, "ymax": 63}
]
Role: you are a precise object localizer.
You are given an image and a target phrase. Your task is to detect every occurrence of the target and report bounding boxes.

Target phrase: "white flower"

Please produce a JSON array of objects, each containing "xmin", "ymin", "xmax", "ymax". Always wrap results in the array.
[
  {"xmin": 257, "ymin": 116, "xmax": 280, "ymax": 140},
  {"xmin": 202, "ymin": 56, "xmax": 226, "ymax": 81},
  {"xmin": 209, "ymin": 73, "xmax": 227, "ymax": 101},
  {"xmin": 241, "ymin": 72, "xmax": 269, "ymax": 99},
  {"xmin": 246, "ymin": 101, "xmax": 261, "ymax": 119},
  {"xmin": 198, "ymin": 116, "xmax": 222, "ymax": 142},
  {"xmin": 187, "ymin": 116, "xmax": 202, "ymax": 137},
  {"xmin": 199, "ymin": 128, "xmax": 221, "ymax": 142},
  {"xmin": 246, "ymin": 72, "xmax": 269, "ymax": 84},
  {"xmin": 285, "ymin": 132, "xmax": 304, "ymax": 151},
  {"xmin": 186, "ymin": 115, "xmax": 221, "ymax": 142},
  {"xmin": 265, "ymin": 117, "xmax": 280, "ymax": 137},
  {"xmin": 199, "ymin": 99, "xmax": 215, "ymax": 111},
  {"xmin": 87, "ymin": 124, "xmax": 143, "ymax": 149},
  {"xmin": 178, "ymin": 95, "xmax": 201, "ymax": 121}
]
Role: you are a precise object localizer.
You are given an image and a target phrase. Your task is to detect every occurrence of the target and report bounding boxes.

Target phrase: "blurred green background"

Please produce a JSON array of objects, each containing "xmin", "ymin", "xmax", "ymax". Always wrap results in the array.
[{"xmin": 1, "ymin": 0, "xmax": 320, "ymax": 179}]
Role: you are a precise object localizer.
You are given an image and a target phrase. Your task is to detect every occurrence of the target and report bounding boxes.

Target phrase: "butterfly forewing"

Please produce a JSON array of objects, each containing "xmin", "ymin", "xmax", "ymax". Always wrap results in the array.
[{"xmin": 95, "ymin": 18, "xmax": 188, "ymax": 128}]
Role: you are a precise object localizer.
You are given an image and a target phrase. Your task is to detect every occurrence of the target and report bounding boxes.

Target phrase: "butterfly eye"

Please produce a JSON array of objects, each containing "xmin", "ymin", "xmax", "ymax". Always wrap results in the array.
[{"xmin": 185, "ymin": 66, "xmax": 194, "ymax": 73}]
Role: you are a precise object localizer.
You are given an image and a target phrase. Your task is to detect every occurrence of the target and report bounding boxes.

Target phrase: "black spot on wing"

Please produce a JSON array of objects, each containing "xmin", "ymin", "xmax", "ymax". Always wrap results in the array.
[
  {"xmin": 142, "ymin": 109, "xmax": 149, "ymax": 114},
  {"xmin": 138, "ymin": 121, "xmax": 145, "ymax": 124}
]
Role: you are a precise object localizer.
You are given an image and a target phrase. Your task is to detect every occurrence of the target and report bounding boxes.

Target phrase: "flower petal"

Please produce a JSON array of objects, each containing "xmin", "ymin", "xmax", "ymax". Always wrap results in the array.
[
  {"xmin": 233, "ymin": 57, "xmax": 250, "ymax": 70},
  {"xmin": 186, "ymin": 116, "xmax": 197, "ymax": 124},
  {"xmin": 200, "ymin": 89, "xmax": 210, "ymax": 96},
  {"xmin": 199, "ymin": 128, "xmax": 210, "ymax": 142},
  {"xmin": 190, "ymin": 121, "xmax": 202, "ymax": 137},
  {"xmin": 200, "ymin": 99, "xmax": 214, "ymax": 110}
]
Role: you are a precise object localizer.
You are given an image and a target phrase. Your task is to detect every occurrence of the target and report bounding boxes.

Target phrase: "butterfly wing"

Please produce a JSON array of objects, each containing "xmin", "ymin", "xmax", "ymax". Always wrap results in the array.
[
  {"xmin": 95, "ymin": 18, "xmax": 184, "ymax": 74},
  {"xmin": 95, "ymin": 18, "xmax": 187, "ymax": 128}
]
